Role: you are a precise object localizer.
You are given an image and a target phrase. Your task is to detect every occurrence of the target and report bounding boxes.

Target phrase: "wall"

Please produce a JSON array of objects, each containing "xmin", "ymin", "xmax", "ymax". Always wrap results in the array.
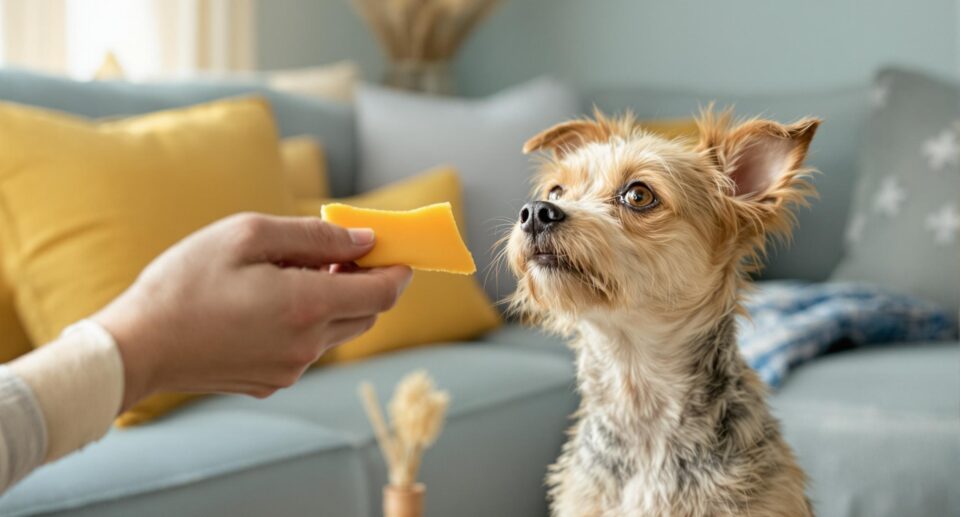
[
  {"xmin": 256, "ymin": 0, "xmax": 959, "ymax": 96},
  {"xmin": 255, "ymin": 0, "xmax": 381, "ymax": 79}
]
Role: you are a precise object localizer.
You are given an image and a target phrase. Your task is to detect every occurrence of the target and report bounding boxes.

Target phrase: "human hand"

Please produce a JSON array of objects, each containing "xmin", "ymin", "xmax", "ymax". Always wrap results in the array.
[{"xmin": 93, "ymin": 213, "xmax": 412, "ymax": 411}]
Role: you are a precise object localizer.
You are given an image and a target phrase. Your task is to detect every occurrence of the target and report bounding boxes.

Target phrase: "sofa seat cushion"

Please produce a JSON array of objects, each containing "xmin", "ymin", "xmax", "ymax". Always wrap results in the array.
[
  {"xmin": 483, "ymin": 324, "xmax": 573, "ymax": 359},
  {"xmin": 0, "ymin": 343, "xmax": 577, "ymax": 517},
  {"xmin": 772, "ymin": 342, "xmax": 960, "ymax": 517}
]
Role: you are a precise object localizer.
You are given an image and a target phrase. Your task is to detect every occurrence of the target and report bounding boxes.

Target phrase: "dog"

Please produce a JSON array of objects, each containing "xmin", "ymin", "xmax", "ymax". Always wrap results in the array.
[{"xmin": 506, "ymin": 109, "xmax": 819, "ymax": 516}]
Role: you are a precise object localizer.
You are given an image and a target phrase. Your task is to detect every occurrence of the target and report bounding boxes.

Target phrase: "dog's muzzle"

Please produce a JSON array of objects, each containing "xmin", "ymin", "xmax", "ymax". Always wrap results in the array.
[{"xmin": 519, "ymin": 201, "xmax": 566, "ymax": 236}]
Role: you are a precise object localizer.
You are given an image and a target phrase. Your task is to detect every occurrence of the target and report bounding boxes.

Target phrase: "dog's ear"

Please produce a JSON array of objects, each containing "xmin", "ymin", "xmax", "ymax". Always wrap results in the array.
[
  {"xmin": 699, "ymin": 114, "xmax": 820, "ymax": 203},
  {"xmin": 699, "ymin": 112, "xmax": 820, "ymax": 252},
  {"xmin": 522, "ymin": 119, "xmax": 607, "ymax": 158}
]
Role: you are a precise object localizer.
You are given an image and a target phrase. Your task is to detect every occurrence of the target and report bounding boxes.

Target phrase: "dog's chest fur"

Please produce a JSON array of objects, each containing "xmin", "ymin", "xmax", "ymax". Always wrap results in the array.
[{"xmin": 549, "ymin": 315, "xmax": 809, "ymax": 517}]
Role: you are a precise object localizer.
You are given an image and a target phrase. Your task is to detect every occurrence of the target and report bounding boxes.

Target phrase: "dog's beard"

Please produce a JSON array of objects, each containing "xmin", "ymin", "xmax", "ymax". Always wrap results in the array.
[{"xmin": 507, "ymin": 224, "xmax": 622, "ymax": 321}]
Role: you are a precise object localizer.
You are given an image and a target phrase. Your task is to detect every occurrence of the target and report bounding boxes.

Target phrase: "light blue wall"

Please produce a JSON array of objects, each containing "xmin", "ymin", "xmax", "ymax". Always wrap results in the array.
[
  {"xmin": 255, "ymin": 0, "xmax": 382, "ymax": 79},
  {"xmin": 257, "ymin": 0, "xmax": 959, "ymax": 95}
]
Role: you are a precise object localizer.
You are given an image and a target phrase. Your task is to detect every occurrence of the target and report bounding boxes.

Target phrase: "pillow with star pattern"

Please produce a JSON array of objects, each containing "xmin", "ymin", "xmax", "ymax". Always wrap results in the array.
[{"xmin": 832, "ymin": 68, "xmax": 959, "ymax": 316}]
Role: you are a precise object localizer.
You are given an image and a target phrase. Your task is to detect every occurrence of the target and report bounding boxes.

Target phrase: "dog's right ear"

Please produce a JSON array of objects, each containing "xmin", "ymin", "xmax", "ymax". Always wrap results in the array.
[{"xmin": 522, "ymin": 119, "xmax": 606, "ymax": 158}]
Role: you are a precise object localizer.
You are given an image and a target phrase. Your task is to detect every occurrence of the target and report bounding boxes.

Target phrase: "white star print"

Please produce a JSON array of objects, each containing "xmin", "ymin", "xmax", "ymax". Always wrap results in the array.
[
  {"xmin": 845, "ymin": 213, "xmax": 867, "ymax": 244},
  {"xmin": 871, "ymin": 78, "xmax": 890, "ymax": 107},
  {"xmin": 873, "ymin": 176, "xmax": 906, "ymax": 217},
  {"xmin": 922, "ymin": 127, "xmax": 960, "ymax": 172},
  {"xmin": 925, "ymin": 204, "xmax": 960, "ymax": 245}
]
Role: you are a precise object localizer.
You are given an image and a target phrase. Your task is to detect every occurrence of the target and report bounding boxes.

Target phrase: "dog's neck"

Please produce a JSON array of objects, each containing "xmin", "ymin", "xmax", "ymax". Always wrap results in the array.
[{"xmin": 573, "ymin": 303, "xmax": 745, "ymax": 436}]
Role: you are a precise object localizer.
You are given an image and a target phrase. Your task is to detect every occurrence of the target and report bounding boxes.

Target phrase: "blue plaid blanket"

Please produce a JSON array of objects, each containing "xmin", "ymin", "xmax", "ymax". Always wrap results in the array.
[{"xmin": 738, "ymin": 281, "xmax": 958, "ymax": 388}]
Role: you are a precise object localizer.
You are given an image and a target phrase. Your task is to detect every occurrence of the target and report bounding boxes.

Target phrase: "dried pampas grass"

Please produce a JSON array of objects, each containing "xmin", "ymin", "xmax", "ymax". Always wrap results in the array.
[
  {"xmin": 352, "ymin": 0, "xmax": 500, "ymax": 61},
  {"xmin": 360, "ymin": 371, "xmax": 450, "ymax": 488}
]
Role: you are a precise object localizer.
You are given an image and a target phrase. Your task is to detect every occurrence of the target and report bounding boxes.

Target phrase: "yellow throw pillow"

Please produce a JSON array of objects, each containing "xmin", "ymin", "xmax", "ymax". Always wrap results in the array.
[
  {"xmin": 0, "ymin": 97, "xmax": 294, "ymax": 425},
  {"xmin": 638, "ymin": 118, "xmax": 700, "ymax": 141},
  {"xmin": 0, "ymin": 280, "xmax": 32, "ymax": 364},
  {"xmin": 298, "ymin": 167, "xmax": 502, "ymax": 364},
  {"xmin": 280, "ymin": 136, "xmax": 329, "ymax": 199}
]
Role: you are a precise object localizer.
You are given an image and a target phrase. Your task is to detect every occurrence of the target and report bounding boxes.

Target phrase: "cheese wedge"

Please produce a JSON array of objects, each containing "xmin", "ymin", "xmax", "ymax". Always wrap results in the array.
[{"xmin": 321, "ymin": 202, "xmax": 476, "ymax": 274}]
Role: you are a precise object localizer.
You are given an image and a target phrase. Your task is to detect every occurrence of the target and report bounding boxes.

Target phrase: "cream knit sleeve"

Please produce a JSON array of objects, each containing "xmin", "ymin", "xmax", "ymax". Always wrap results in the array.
[{"xmin": 0, "ymin": 320, "xmax": 123, "ymax": 493}]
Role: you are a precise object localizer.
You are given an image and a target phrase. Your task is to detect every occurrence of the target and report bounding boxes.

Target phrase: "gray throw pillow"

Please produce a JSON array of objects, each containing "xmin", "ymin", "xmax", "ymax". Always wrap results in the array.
[
  {"xmin": 356, "ymin": 79, "xmax": 581, "ymax": 302},
  {"xmin": 832, "ymin": 68, "xmax": 959, "ymax": 314}
]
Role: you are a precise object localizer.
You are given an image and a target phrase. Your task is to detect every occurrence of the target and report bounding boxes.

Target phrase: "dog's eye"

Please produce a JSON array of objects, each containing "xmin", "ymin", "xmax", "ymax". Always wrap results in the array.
[
  {"xmin": 547, "ymin": 185, "xmax": 564, "ymax": 201},
  {"xmin": 621, "ymin": 182, "xmax": 658, "ymax": 211}
]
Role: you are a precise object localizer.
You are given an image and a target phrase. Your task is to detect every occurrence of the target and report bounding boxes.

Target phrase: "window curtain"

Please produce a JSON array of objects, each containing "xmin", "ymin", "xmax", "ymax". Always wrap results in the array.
[
  {"xmin": 0, "ymin": 0, "xmax": 254, "ymax": 78},
  {"xmin": 0, "ymin": 0, "xmax": 67, "ymax": 74}
]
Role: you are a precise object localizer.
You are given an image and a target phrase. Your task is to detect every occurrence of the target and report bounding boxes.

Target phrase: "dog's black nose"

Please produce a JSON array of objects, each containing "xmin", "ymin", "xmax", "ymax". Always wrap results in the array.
[{"xmin": 519, "ymin": 201, "xmax": 566, "ymax": 235}]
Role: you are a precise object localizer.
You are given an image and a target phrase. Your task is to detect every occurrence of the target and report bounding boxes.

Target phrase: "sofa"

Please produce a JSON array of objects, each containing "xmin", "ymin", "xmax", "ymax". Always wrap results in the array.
[{"xmin": 0, "ymin": 68, "xmax": 955, "ymax": 517}]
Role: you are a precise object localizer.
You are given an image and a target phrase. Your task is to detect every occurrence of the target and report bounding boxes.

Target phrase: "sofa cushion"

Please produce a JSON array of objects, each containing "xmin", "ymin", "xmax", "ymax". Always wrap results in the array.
[
  {"xmin": 0, "ymin": 344, "xmax": 577, "ymax": 517},
  {"xmin": 772, "ymin": 342, "xmax": 960, "ymax": 517},
  {"xmin": 0, "ymin": 68, "xmax": 355, "ymax": 197},
  {"xmin": 831, "ymin": 68, "xmax": 960, "ymax": 314},
  {"xmin": 589, "ymin": 85, "xmax": 872, "ymax": 281},
  {"xmin": 490, "ymin": 325, "xmax": 960, "ymax": 517}
]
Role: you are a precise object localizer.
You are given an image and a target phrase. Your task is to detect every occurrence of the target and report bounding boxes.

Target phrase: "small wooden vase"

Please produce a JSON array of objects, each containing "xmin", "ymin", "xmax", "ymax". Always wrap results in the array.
[{"xmin": 383, "ymin": 483, "xmax": 425, "ymax": 517}]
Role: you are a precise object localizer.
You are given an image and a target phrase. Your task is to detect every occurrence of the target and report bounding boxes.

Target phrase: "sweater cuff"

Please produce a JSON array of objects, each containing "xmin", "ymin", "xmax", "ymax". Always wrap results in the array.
[
  {"xmin": 9, "ymin": 320, "xmax": 124, "ymax": 463},
  {"xmin": 0, "ymin": 365, "xmax": 47, "ymax": 488}
]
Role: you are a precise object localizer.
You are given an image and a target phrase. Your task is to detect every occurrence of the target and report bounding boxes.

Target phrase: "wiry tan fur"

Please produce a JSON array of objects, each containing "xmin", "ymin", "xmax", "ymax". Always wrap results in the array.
[{"xmin": 506, "ymin": 109, "xmax": 820, "ymax": 516}]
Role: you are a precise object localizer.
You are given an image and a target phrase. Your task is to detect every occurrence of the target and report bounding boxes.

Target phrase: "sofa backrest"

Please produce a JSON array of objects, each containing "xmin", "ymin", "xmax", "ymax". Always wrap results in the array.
[
  {"xmin": 0, "ymin": 68, "xmax": 874, "ymax": 282},
  {"xmin": 589, "ymin": 85, "xmax": 872, "ymax": 281},
  {"xmin": 0, "ymin": 68, "xmax": 356, "ymax": 197}
]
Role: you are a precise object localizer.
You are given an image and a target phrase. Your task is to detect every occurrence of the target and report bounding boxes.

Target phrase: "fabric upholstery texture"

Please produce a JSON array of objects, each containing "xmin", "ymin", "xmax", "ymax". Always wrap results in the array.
[
  {"xmin": 0, "ymin": 68, "xmax": 355, "ymax": 197},
  {"xmin": 0, "ymin": 342, "xmax": 579, "ymax": 517},
  {"xmin": 831, "ymin": 68, "xmax": 960, "ymax": 314},
  {"xmin": 280, "ymin": 136, "xmax": 329, "ymax": 199},
  {"xmin": 266, "ymin": 60, "xmax": 360, "ymax": 103},
  {"xmin": 773, "ymin": 342, "xmax": 960, "ymax": 517}
]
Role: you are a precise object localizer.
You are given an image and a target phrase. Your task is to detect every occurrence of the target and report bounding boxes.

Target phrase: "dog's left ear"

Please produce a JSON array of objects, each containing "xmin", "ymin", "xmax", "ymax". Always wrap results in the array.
[
  {"xmin": 523, "ymin": 119, "xmax": 609, "ymax": 158},
  {"xmin": 701, "ymin": 116, "xmax": 820, "ymax": 203},
  {"xmin": 699, "ymin": 114, "xmax": 820, "ymax": 249}
]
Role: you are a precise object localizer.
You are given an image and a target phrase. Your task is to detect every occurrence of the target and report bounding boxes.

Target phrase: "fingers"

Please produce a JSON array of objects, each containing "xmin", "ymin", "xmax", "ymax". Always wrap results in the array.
[
  {"xmin": 324, "ymin": 265, "xmax": 414, "ymax": 319},
  {"xmin": 224, "ymin": 213, "xmax": 376, "ymax": 267},
  {"xmin": 293, "ymin": 265, "xmax": 413, "ymax": 320},
  {"xmin": 319, "ymin": 315, "xmax": 379, "ymax": 351}
]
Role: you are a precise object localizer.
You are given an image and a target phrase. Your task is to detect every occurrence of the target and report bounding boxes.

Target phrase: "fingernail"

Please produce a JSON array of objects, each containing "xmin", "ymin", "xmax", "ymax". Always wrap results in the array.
[
  {"xmin": 401, "ymin": 268, "xmax": 414, "ymax": 290},
  {"xmin": 348, "ymin": 228, "xmax": 375, "ymax": 245}
]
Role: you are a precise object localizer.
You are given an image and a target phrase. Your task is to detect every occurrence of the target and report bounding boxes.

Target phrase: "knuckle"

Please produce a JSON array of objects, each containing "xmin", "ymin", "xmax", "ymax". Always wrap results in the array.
[
  {"xmin": 276, "ymin": 374, "xmax": 297, "ymax": 389},
  {"xmin": 376, "ymin": 279, "xmax": 399, "ymax": 312},
  {"xmin": 280, "ymin": 282, "xmax": 326, "ymax": 330},
  {"xmin": 228, "ymin": 213, "xmax": 268, "ymax": 251},
  {"xmin": 289, "ymin": 343, "xmax": 320, "ymax": 368},
  {"xmin": 250, "ymin": 387, "xmax": 276, "ymax": 399},
  {"xmin": 303, "ymin": 220, "xmax": 343, "ymax": 249}
]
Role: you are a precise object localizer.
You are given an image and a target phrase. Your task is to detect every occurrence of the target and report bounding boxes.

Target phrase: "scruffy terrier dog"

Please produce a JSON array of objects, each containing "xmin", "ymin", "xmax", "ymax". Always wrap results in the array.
[{"xmin": 506, "ymin": 109, "xmax": 819, "ymax": 516}]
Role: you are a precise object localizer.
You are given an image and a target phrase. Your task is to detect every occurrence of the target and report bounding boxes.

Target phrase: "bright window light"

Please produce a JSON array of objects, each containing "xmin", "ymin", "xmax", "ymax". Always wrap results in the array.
[
  {"xmin": 0, "ymin": 1, "xmax": 6, "ymax": 65},
  {"xmin": 65, "ymin": 0, "xmax": 161, "ymax": 79}
]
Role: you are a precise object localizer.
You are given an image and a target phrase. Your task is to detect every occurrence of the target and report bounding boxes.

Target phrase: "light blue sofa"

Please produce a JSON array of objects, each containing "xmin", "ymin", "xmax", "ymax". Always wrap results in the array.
[{"xmin": 0, "ymin": 69, "xmax": 955, "ymax": 517}]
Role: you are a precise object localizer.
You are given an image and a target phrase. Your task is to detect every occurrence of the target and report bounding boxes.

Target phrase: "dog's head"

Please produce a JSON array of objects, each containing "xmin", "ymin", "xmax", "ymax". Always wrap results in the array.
[{"xmin": 506, "ymin": 109, "xmax": 819, "ymax": 331}]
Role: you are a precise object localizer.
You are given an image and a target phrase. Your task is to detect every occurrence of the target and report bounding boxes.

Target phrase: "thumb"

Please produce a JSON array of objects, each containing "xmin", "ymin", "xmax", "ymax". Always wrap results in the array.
[{"xmin": 227, "ymin": 214, "xmax": 375, "ymax": 267}]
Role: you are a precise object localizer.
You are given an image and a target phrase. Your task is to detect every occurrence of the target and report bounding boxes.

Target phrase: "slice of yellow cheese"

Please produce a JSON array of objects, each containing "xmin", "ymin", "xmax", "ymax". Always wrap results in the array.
[{"xmin": 321, "ymin": 202, "xmax": 477, "ymax": 274}]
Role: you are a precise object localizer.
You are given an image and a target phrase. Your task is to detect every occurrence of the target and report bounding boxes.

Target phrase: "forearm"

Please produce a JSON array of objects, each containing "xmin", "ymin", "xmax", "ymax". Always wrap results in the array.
[
  {"xmin": 0, "ymin": 320, "xmax": 123, "ymax": 493},
  {"xmin": 0, "ymin": 365, "xmax": 46, "ymax": 492}
]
